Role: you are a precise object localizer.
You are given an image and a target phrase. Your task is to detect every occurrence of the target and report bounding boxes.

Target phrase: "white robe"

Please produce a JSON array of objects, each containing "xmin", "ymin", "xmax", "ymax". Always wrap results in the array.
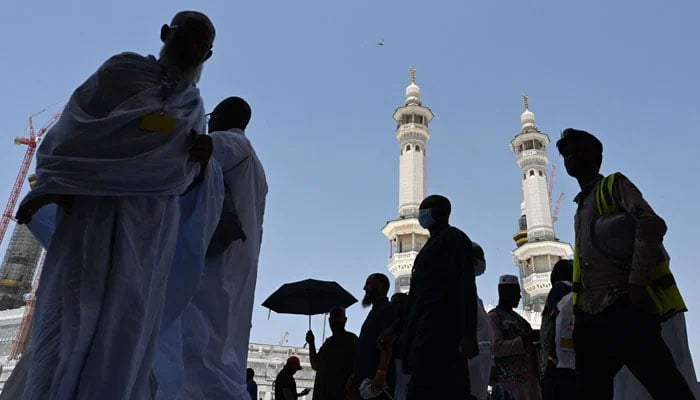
[
  {"xmin": 614, "ymin": 313, "xmax": 700, "ymax": 399},
  {"xmin": 155, "ymin": 128, "xmax": 267, "ymax": 399},
  {"xmin": 5, "ymin": 52, "xmax": 222, "ymax": 400},
  {"xmin": 469, "ymin": 298, "xmax": 493, "ymax": 400}
]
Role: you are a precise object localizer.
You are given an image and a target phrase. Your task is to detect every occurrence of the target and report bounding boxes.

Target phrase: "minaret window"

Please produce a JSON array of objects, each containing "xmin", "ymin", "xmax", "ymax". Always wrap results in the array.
[
  {"xmin": 538, "ymin": 170, "xmax": 544, "ymax": 177},
  {"xmin": 415, "ymin": 145, "xmax": 421, "ymax": 152},
  {"xmin": 529, "ymin": 170, "xmax": 535, "ymax": 176},
  {"xmin": 406, "ymin": 144, "xmax": 412, "ymax": 151}
]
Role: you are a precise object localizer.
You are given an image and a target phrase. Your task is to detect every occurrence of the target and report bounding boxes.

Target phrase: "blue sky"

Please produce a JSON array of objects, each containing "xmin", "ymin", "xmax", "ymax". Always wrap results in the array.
[{"xmin": 1, "ymin": 0, "xmax": 699, "ymax": 373}]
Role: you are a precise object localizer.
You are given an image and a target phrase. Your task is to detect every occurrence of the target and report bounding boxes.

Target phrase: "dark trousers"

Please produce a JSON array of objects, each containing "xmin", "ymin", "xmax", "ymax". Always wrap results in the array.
[
  {"xmin": 406, "ymin": 358, "xmax": 471, "ymax": 400},
  {"xmin": 543, "ymin": 368, "xmax": 575, "ymax": 400},
  {"xmin": 574, "ymin": 297, "xmax": 694, "ymax": 400},
  {"xmin": 406, "ymin": 383, "xmax": 472, "ymax": 400}
]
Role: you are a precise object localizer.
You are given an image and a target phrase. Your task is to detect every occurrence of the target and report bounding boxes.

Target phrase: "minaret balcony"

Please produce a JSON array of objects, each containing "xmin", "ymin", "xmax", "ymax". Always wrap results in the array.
[
  {"xmin": 388, "ymin": 251, "xmax": 420, "ymax": 277},
  {"xmin": 396, "ymin": 123, "xmax": 430, "ymax": 141},
  {"xmin": 522, "ymin": 272, "xmax": 552, "ymax": 298}
]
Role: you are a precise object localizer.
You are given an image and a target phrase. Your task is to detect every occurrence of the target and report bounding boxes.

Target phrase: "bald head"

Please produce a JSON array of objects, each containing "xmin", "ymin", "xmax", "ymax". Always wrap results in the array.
[
  {"xmin": 160, "ymin": 11, "xmax": 215, "ymax": 73},
  {"xmin": 208, "ymin": 96, "xmax": 252, "ymax": 133}
]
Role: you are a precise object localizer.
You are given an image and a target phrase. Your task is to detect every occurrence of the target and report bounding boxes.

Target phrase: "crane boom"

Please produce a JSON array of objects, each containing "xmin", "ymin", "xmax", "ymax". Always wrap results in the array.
[
  {"xmin": 552, "ymin": 192, "xmax": 564, "ymax": 223},
  {"xmin": 0, "ymin": 111, "xmax": 61, "ymax": 250}
]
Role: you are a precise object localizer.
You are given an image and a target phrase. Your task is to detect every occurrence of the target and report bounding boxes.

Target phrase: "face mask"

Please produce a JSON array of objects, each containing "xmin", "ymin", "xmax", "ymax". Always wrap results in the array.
[
  {"xmin": 418, "ymin": 208, "xmax": 434, "ymax": 229},
  {"xmin": 473, "ymin": 258, "xmax": 486, "ymax": 277}
]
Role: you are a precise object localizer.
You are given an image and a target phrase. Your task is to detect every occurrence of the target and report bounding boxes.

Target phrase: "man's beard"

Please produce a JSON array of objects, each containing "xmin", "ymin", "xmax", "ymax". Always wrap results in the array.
[
  {"xmin": 159, "ymin": 48, "xmax": 204, "ymax": 84},
  {"xmin": 361, "ymin": 293, "xmax": 372, "ymax": 308}
]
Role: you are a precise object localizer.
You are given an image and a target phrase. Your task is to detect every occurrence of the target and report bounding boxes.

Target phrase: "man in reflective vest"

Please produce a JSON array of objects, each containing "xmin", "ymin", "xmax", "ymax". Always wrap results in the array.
[{"xmin": 556, "ymin": 128, "xmax": 693, "ymax": 400}]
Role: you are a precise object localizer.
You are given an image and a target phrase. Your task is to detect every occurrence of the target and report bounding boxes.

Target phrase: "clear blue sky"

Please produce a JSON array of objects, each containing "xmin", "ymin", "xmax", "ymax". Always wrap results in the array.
[{"xmin": 1, "ymin": 0, "xmax": 699, "ymax": 373}]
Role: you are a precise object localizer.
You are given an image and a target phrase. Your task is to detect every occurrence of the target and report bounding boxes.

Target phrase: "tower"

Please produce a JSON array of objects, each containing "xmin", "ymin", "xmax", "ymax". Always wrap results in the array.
[
  {"xmin": 382, "ymin": 68, "xmax": 433, "ymax": 293},
  {"xmin": 0, "ymin": 175, "xmax": 43, "ymax": 311},
  {"xmin": 510, "ymin": 96, "xmax": 573, "ymax": 313}
]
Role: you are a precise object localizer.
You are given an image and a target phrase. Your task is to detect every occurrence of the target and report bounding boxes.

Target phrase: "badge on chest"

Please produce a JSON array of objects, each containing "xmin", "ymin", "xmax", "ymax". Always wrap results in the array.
[{"xmin": 139, "ymin": 113, "xmax": 177, "ymax": 134}]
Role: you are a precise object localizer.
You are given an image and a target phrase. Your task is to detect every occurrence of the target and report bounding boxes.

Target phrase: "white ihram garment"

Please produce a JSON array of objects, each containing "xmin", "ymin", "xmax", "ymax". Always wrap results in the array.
[
  {"xmin": 155, "ymin": 128, "xmax": 267, "ymax": 400},
  {"xmin": 5, "ymin": 52, "xmax": 222, "ymax": 400},
  {"xmin": 469, "ymin": 298, "xmax": 493, "ymax": 400},
  {"xmin": 614, "ymin": 313, "xmax": 700, "ymax": 399}
]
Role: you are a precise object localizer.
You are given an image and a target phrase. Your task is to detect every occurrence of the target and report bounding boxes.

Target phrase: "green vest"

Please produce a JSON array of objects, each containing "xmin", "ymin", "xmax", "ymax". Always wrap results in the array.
[{"xmin": 572, "ymin": 173, "xmax": 686, "ymax": 321}]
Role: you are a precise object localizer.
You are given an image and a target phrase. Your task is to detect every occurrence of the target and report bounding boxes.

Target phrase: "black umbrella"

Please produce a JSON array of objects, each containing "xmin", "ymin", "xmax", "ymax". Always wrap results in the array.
[{"xmin": 262, "ymin": 279, "xmax": 358, "ymax": 330}]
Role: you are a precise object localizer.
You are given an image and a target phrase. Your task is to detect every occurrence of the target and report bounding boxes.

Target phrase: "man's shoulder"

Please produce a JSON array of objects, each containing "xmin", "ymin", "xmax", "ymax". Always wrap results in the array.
[
  {"xmin": 99, "ymin": 52, "xmax": 153, "ymax": 71},
  {"xmin": 446, "ymin": 226, "xmax": 471, "ymax": 242},
  {"xmin": 343, "ymin": 331, "xmax": 359, "ymax": 341}
]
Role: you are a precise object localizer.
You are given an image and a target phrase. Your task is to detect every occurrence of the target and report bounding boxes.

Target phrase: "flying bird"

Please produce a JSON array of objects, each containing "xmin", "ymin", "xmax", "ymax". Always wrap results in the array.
[{"xmin": 378, "ymin": 40, "xmax": 385, "ymax": 46}]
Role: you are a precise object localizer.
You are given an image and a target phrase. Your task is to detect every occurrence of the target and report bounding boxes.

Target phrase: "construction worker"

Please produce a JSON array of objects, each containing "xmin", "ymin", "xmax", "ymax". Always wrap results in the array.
[{"xmin": 556, "ymin": 128, "xmax": 693, "ymax": 399}]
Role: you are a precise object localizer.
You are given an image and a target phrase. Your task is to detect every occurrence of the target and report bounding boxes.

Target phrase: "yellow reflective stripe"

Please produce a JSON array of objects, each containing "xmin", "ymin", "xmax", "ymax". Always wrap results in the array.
[{"xmin": 572, "ymin": 245, "xmax": 581, "ymax": 305}]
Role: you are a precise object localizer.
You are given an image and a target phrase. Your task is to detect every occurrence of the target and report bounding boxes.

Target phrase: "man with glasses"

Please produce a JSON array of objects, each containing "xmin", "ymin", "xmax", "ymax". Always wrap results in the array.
[{"xmin": 155, "ymin": 96, "xmax": 268, "ymax": 399}]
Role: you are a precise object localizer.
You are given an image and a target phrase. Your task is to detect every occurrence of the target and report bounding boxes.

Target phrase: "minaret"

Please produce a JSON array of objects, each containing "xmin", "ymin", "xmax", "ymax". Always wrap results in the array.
[
  {"xmin": 510, "ymin": 96, "xmax": 573, "ymax": 313},
  {"xmin": 382, "ymin": 68, "xmax": 433, "ymax": 293}
]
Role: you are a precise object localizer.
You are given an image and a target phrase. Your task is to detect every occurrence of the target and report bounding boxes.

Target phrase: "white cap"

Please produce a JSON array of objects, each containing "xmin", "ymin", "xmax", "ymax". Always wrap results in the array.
[{"xmin": 499, "ymin": 275, "xmax": 519, "ymax": 285}]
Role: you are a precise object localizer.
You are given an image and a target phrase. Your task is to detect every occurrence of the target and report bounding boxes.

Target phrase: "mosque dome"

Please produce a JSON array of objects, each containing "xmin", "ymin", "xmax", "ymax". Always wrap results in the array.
[
  {"xmin": 521, "ymin": 108, "xmax": 535, "ymax": 128},
  {"xmin": 406, "ymin": 82, "xmax": 421, "ymax": 100}
]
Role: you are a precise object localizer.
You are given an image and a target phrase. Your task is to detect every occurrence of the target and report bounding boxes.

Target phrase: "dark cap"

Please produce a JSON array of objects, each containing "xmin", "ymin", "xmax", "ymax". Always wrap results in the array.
[{"xmin": 287, "ymin": 356, "xmax": 302, "ymax": 370}]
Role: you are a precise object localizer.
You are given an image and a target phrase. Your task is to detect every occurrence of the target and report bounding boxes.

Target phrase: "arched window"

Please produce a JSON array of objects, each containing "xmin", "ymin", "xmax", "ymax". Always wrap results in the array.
[
  {"xmin": 406, "ymin": 144, "xmax": 412, "ymax": 151},
  {"xmin": 538, "ymin": 170, "xmax": 544, "ymax": 177},
  {"xmin": 415, "ymin": 145, "xmax": 421, "ymax": 152},
  {"xmin": 523, "ymin": 173, "xmax": 526, "ymax": 180},
  {"xmin": 529, "ymin": 170, "xmax": 535, "ymax": 176}
]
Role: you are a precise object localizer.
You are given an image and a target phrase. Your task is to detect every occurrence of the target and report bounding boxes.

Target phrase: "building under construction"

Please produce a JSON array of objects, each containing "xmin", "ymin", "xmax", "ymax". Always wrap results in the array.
[{"xmin": 0, "ymin": 224, "xmax": 42, "ymax": 311}]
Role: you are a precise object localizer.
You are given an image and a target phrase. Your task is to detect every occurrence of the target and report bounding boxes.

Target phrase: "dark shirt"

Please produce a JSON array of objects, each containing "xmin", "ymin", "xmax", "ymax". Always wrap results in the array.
[
  {"xmin": 403, "ymin": 226, "xmax": 476, "ymax": 379},
  {"xmin": 311, "ymin": 331, "xmax": 359, "ymax": 400},
  {"xmin": 354, "ymin": 299, "xmax": 396, "ymax": 387},
  {"xmin": 247, "ymin": 379, "xmax": 258, "ymax": 399},
  {"xmin": 275, "ymin": 368, "xmax": 297, "ymax": 400}
]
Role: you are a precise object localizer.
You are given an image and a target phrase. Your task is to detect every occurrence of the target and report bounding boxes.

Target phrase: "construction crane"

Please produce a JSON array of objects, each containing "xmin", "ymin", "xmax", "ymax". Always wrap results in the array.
[
  {"xmin": 552, "ymin": 192, "xmax": 564, "ymax": 224},
  {"xmin": 548, "ymin": 165, "xmax": 565, "ymax": 224},
  {"xmin": 0, "ymin": 110, "xmax": 62, "ymax": 250},
  {"xmin": 9, "ymin": 248, "xmax": 45, "ymax": 359},
  {"xmin": 548, "ymin": 165, "xmax": 556, "ymax": 200},
  {"xmin": 279, "ymin": 331, "xmax": 289, "ymax": 346},
  {"xmin": 1, "ymin": 109, "xmax": 62, "ymax": 359}
]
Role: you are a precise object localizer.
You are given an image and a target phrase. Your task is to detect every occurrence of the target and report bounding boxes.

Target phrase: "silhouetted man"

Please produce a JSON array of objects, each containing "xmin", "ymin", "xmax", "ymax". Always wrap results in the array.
[
  {"xmin": 7, "ymin": 11, "xmax": 217, "ymax": 400},
  {"xmin": 402, "ymin": 195, "xmax": 479, "ymax": 399},
  {"xmin": 557, "ymin": 128, "xmax": 693, "ymax": 399},
  {"xmin": 354, "ymin": 273, "xmax": 396, "ymax": 399},
  {"xmin": 307, "ymin": 307, "xmax": 358, "ymax": 400},
  {"xmin": 156, "ymin": 96, "xmax": 268, "ymax": 399},
  {"xmin": 488, "ymin": 275, "xmax": 541, "ymax": 400},
  {"xmin": 247, "ymin": 368, "xmax": 258, "ymax": 400},
  {"xmin": 539, "ymin": 260, "xmax": 575, "ymax": 400},
  {"xmin": 275, "ymin": 357, "xmax": 311, "ymax": 400}
]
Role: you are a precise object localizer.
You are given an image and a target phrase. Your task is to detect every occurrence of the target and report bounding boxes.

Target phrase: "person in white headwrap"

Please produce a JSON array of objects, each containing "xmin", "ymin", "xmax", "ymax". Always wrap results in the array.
[
  {"xmin": 5, "ymin": 11, "xmax": 221, "ymax": 400},
  {"xmin": 468, "ymin": 242, "xmax": 494, "ymax": 400}
]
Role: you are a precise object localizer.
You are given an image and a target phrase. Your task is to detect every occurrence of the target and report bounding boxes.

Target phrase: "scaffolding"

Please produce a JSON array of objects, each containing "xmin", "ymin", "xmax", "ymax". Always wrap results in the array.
[{"xmin": 0, "ymin": 223, "xmax": 43, "ymax": 310}]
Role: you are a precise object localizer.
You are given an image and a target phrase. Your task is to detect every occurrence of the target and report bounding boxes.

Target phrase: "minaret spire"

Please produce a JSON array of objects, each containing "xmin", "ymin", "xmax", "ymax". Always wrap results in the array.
[
  {"xmin": 410, "ymin": 67, "xmax": 416, "ymax": 84},
  {"xmin": 523, "ymin": 94, "xmax": 529, "ymax": 110}
]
